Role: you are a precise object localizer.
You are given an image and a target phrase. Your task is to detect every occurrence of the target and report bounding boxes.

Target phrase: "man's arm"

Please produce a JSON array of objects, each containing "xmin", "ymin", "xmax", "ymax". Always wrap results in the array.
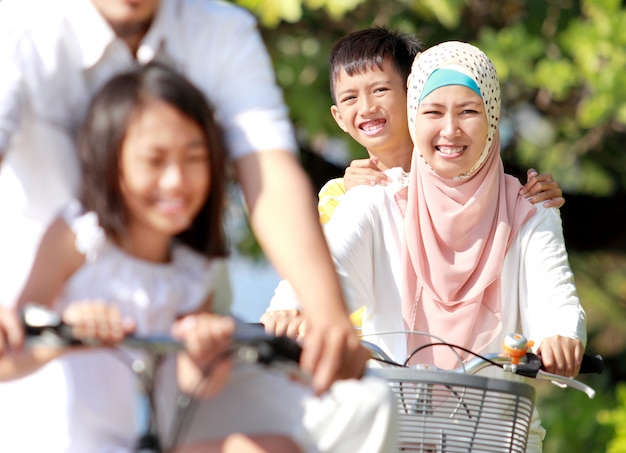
[{"xmin": 233, "ymin": 150, "xmax": 368, "ymax": 394}]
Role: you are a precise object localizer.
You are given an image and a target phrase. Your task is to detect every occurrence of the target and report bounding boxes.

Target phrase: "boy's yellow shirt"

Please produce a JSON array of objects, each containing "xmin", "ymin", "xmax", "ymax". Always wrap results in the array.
[
  {"xmin": 317, "ymin": 177, "xmax": 364, "ymax": 329},
  {"xmin": 318, "ymin": 177, "xmax": 346, "ymax": 225}
]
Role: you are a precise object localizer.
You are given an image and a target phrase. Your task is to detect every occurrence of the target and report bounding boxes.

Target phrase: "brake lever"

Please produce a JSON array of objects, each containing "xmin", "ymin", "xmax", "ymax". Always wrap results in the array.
[
  {"xmin": 231, "ymin": 321, "xmax": 308, "ymax": 384},
  {"xmin": 231, "ymin": 321, "xmax": 301, "ymax": 364},
  {"xmin": 20, "ymin": 303, "xmax": 84, "ymax": 347},
  {"xmin": 535, "ymin": 369, "xmax": 596, "ymax": 399},
  {"xmin": 514, "ymin": 352, "xmax": 597, "ymax": 399}
]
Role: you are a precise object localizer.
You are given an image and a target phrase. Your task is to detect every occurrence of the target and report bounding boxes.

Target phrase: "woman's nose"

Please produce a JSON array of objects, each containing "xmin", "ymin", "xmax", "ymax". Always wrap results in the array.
[{"xmin": 441, "ymin": 115, "xmax": 461, "ymax": 138}]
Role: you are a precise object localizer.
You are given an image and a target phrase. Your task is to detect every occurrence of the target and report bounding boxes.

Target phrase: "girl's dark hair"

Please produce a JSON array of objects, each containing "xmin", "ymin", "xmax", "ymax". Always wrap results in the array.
[
  {"xmin": 329, "ymin": 27, "xmax": 424, "ymax": 103},
  {"xmin": 78, "ymin": 62, "xmax": 229, "ymax": 258}
]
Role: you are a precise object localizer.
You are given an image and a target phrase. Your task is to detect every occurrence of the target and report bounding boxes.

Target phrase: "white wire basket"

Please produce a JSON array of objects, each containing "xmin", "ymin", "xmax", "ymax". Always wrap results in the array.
[{"xmin": 375, "ymin": 368, "xmax": 536, "ymax": 453}]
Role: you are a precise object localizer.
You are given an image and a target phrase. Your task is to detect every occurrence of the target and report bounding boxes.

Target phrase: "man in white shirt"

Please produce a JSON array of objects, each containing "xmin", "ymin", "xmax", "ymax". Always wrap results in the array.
[{"xmin": 0, "ymin": 0, "xmax": 366, "ymax": 394}]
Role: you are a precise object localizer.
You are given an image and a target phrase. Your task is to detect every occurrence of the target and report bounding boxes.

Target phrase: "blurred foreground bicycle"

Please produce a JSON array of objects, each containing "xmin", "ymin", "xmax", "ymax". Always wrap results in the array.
[{"xmin": 20, "ymin": 304, "xmax": 304, "ymax": 453}]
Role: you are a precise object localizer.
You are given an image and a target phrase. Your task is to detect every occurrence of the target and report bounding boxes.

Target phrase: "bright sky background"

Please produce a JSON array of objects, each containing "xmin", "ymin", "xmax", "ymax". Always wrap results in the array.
[{"xmin": 228, "ymin": 254, "xmax": 280, "ymax": 323}]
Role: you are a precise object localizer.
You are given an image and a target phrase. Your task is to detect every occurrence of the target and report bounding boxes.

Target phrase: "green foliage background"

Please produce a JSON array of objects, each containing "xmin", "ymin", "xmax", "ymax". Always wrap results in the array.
[{"xmin": 228, "ymin": 0, "xmax": 626, "ymax": 450}]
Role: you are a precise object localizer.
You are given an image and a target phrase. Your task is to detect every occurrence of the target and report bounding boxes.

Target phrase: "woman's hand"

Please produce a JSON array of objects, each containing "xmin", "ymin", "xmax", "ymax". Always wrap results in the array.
[
  {"xmin": 260, "ymin": 309, "xmax": 307, "ymax": 339},
  {"xmin": 537, "ymin": 335, "xmax": 584, "ymax": 377},
  {"xmin": 519, "ymin": 168, "xmax": 565, "ymax": 208}
]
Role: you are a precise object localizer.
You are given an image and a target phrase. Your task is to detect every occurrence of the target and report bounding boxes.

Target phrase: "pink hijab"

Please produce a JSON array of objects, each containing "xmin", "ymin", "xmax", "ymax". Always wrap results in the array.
[{"xmin": 401, "ymin": 41, "xmax": 536, "ymax": 368}]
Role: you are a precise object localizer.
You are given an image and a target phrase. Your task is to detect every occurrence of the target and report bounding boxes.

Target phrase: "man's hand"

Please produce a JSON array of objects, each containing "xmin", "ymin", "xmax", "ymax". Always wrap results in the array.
[
  {"xmin": 263, "ymin": 309, "xmax": 369, "ymax": 395},
  {"xmin": 299, "ymin": 313, "xmax": 369, "ymax": 395},
  {"xmin": 537, "ymin": 335, "xmax": 584, "ymax": 377},
  {"xmin": 519, "ymin": 168, "xmax": 565, "ymax": 208},
  {"xmin": 235, "ymin": 151, "xmax": 368, "ymax": 394},
  {"xmin": 260, "ymin": 309, "xmax": 307, "ymax": 339},
  {"xmin": 344, "ymin": 158, "xmax": 390, "ymax": 191}
]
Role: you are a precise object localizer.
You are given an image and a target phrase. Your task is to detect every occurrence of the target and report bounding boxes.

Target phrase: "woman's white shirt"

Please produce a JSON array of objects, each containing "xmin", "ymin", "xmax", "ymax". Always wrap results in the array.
[{"xmin": 268, "ymin": 167, "xmax": 586, "ymax": 364}]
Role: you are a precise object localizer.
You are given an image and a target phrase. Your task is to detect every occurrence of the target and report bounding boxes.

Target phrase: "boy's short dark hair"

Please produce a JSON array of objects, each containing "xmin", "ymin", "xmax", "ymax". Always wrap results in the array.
[{"xmin": 329, "ymin": 27, "xmax": 423, "ymax": 103}]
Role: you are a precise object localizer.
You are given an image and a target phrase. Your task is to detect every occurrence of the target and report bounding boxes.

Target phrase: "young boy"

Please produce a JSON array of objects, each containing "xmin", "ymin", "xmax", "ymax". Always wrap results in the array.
[{"xmin": 262, "ymin": 27, "xmax": 565, "ymax": 334}]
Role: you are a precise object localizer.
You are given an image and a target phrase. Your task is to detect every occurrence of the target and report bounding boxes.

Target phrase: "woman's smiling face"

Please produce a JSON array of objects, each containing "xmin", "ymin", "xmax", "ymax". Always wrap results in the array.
[{"xmin": 413, "ymin": 84, "xmax": 488, "ymax": 179}]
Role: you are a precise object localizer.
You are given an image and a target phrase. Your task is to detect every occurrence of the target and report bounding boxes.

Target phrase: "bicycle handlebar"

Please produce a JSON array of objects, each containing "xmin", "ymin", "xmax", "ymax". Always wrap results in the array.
[
  {"xmin": 362, "ymin": 333, "xmax": 603, "ymax": 399},
  {"xmin": 20, "ymin": 303, "xmax": 303, "ymax": 375},
  {"xmin": 19, "ymin": 303, "xmax": 307, "ymax": 453}
]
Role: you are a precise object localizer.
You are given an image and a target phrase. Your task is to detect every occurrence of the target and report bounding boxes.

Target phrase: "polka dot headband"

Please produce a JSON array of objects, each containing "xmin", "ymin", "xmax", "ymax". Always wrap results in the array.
[{"xmin": 407, "ymin": 41, "xmax": 501, "ymax": 179}]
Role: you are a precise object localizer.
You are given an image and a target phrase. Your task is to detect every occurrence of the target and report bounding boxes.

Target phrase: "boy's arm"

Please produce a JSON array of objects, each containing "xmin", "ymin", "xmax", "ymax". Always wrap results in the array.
[
  {"xmin": 520, "ymin": 168, "xmax": 565, "ymax": 208},
  {"xmin": 343, "ymin": 157, "xmax": 390, "ymax": 191},
  {"xmin": 341, "ymin": 161, "xmax": 566, "ymax": 209},
  {"xmin": 234, "ymin": 150, "xmax": 367, "ymax": 394}
]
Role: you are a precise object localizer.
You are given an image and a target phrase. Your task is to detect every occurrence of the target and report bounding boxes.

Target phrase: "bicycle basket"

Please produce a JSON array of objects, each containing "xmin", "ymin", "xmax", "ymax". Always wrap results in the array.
[{"xmin": 375, "ymin": 368, "xmax": 535, "ymax": 453}]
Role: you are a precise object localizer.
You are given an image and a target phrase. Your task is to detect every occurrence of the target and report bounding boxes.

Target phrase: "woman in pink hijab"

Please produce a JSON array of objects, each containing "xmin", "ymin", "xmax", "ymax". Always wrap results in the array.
[
  {"xmin": 401, "ymin": 41, "xmax": 585, "ymax": 376},
  {"xmin": 401, "ymin": 41, "xmax": 586, "ymax": 451}
]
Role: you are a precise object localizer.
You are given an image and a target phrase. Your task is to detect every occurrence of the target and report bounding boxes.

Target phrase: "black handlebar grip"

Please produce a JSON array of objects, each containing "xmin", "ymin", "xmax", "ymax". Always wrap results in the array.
[{"xmin": 579, "ymin": 354, "xmax": 604, "ymax": 374}]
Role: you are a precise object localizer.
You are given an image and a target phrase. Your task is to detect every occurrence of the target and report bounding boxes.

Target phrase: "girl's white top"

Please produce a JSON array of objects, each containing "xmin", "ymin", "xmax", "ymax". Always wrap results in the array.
[{"xmin": 43, "ymin": 201, "xmax": 230, "ymax": 452}]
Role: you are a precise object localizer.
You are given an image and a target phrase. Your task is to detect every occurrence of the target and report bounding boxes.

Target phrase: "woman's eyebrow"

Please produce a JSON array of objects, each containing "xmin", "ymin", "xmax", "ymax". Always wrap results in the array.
[{"xmin": 419, "ymin": 99, "xmax": 483, "ymax": 108}]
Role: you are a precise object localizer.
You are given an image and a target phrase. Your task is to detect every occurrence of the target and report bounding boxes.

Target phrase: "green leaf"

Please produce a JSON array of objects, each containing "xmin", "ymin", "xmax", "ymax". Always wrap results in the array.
[{"xmin": 533, "ymin": 59, "xmax": 579, "ymax": 100}]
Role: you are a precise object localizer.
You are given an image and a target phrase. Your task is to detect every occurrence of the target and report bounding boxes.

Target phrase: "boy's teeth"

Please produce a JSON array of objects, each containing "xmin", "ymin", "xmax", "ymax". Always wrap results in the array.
[{"xmin": 362, "ymin": 119, "xmax": 384, "ymax": 131}]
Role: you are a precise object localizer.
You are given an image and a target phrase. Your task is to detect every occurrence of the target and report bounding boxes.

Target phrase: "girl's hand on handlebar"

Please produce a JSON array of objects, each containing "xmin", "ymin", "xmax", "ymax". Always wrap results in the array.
[
  {"xmin": 62, "ymin": 301, "xmax": 135, "ymax": 345},
  {"xmin": 260, "ymin": 309, "xmax": 307, "ymax": 339},
  {"xmin": 344, "ymin": 158, "xmax": 390, "ymax": 191},
  {"xmin": 0, "ymin": 306, "xmax": 24, "ymax": 356},
  {"xmin": 537, "ymin": 335, "xmax": 584, "ymax": 377},
  {"xmin": 171, "ymin": 313, "xmax": 235, "ymax": 398}
]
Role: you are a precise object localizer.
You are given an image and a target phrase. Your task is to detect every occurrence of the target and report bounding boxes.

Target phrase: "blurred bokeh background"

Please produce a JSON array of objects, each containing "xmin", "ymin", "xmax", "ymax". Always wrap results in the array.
[{"xmin": 222, "ymin": 1, "xmax": 625, "ymax": 451}]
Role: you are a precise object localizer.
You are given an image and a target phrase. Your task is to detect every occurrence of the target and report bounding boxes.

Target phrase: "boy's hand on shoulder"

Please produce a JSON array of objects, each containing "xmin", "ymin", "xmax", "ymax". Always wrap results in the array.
[
  {"xmin": 344, "ymin": 157, "xmax": 390, "ymax": 191},
  {"xmin": 537, "ymin": 335, "xmax": 584, "ymax": 377},
  {"xmin": 519, "ymin": 168, "xmax": 565, "ymax": 208},
  {"xmin": 299, "ymin": 313, "xmax": 369, "ymax": 395},
  {"xmin": 0, "ymin": 305, "xmax": 24, "ymax": 357},
  {"xmin": 63, "ymin": 301, "xmax": 135, "ymax": 345},
  {"xmin": 260, "ymin": 309, "xmax": 307, "ymax": 339}
]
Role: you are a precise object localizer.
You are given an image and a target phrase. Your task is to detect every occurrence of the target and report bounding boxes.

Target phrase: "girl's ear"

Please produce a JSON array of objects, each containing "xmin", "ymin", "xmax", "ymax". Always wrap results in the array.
[{"xmin": 330, "ymin": 105, "xmax": 348, "ymax": 133}]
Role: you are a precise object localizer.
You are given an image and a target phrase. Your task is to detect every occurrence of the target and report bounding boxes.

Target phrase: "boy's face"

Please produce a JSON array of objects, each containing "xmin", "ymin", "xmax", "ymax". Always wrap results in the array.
[{"xmin": 330, "ymin": 59, "xmax": 412, "ymax": 164}]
